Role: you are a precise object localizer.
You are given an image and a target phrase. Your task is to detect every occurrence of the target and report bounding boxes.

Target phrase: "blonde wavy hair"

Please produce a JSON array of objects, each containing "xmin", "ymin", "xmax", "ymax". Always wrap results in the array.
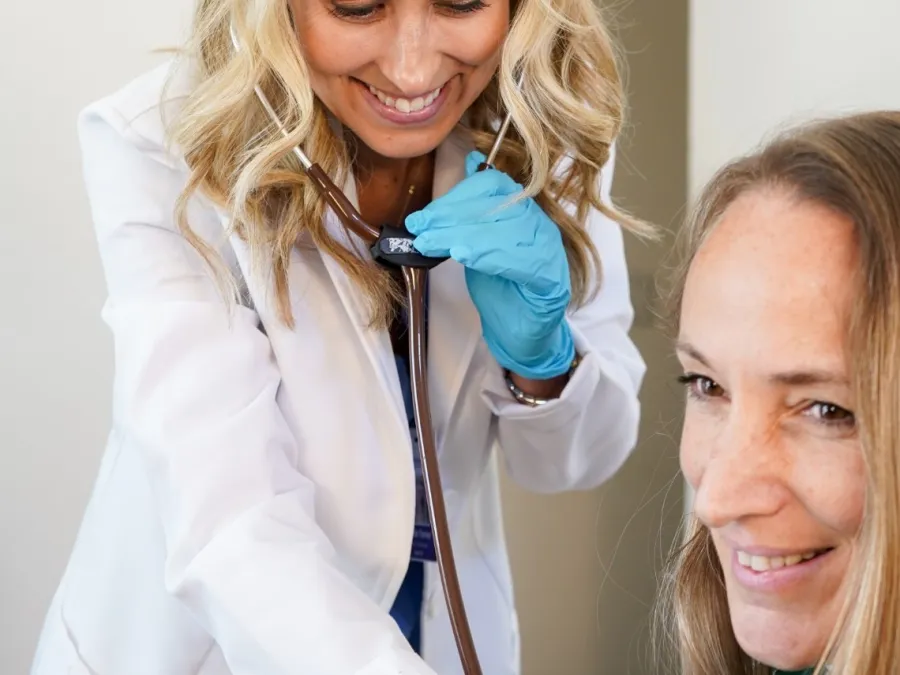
[
  {"xmin": 162, "ymin": 0, "xmax": 648, "ymax": 329},
  {"xmin": 655, "ymin": 111, "xmax": 900, "ymax": 674}
]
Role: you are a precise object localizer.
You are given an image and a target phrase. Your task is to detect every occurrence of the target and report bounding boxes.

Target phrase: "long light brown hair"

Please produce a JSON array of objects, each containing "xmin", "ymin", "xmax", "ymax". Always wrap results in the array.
[
  {"xmin": 162, "ymin": 0, "xmax": 650, "ymax": 329},
  {"xmin": 655, "ymin": 111, "xmax": 900, "ymax": 674}
]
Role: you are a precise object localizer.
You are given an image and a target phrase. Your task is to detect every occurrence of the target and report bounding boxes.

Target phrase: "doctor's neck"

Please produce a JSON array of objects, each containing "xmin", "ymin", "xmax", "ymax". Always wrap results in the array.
[
  {"xmin": 347, "ymin": 132, "xmax": 435, "ymax": 228},
  {"xmin": 348, "ymin": 132, "xmax": 433, "ymax": 181}
]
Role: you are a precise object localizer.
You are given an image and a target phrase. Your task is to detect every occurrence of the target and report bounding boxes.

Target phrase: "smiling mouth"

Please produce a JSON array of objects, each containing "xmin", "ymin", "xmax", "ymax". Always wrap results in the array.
[
  {"xmin": 736, "ymin": 548, "xmax": 835, "ymax": 572},
  {"xmin": 354, "ymin": 79, "xmax": 445, "ymax": 114}
]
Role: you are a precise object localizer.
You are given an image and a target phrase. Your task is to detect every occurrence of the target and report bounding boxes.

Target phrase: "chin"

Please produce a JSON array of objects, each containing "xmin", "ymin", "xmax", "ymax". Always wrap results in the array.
[
  {"xmin": 739, "ymin": 645, "xmax": 812, "ymax": 672},
  {"xmin": 347, "ymin": 118, "xmax": 462, "ymax": 161},
  {"xmin": 356, "ymin": 133, "xmax": 445, "ymax": 160},
  {"xmin": 731, "ymin": 607, "xmax": 824, "ymax": 671}
]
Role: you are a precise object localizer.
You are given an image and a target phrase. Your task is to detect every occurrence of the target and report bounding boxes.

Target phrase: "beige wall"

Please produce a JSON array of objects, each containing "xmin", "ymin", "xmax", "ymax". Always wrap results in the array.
[{"xmin": 499, "ymin": 1, "xmax": 689, "ymax": 674}]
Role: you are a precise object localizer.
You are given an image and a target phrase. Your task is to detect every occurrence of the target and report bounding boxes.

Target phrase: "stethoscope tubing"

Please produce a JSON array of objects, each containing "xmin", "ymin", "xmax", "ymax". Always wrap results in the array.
[{"xmin": 229, "ymin": 22, "xmax": 523, "ymax": 673}]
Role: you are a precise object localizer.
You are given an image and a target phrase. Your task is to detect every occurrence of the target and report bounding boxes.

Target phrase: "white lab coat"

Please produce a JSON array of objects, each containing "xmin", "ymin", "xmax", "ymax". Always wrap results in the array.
[{"xmin": 30, "ymin": 61, "xmax": 645, "ymax": 675}]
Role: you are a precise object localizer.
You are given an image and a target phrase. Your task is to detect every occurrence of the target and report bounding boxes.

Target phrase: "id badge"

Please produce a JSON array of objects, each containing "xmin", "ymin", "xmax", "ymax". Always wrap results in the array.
[{"xmin": 410, "ymin": 425, "xmax": 437, "ymax": 563}]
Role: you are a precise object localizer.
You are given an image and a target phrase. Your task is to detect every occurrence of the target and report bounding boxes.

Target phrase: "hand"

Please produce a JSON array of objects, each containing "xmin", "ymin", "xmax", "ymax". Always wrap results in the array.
[{"xmin": 406, "ymin": 150, "xmax": 575, "ymax": 381}]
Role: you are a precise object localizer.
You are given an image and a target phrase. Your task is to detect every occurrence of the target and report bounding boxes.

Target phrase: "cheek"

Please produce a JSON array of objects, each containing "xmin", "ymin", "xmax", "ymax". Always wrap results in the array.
[
  {"xmin": 290, "ymin": 4, "xmax": 373, "ymax": 76},
  {"xmin": 299, "ymin": 31, "xmax": 364, "ymax": 77},
  {"xmin": 679, "ymin": 409, "xmax": 713, "ymax": 490},
  {"xmin": 448, "ymin": 12, "xmax": 509, "ymax": 65},
  {"xmin": 803, "ymin": 443, "xmax": 866, "ymax": 537}
]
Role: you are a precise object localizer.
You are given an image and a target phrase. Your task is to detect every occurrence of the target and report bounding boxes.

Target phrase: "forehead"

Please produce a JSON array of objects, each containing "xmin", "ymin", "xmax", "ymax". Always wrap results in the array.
[{"xmin": 680, "ymin": 189, "xmax": 858, "ymax": 370}]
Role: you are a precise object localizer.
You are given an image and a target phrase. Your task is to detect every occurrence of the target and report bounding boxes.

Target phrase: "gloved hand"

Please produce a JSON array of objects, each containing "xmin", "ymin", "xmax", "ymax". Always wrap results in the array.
[{"xmin": 405, "ymin": 150, "xmax": 575, "ymax": 380}]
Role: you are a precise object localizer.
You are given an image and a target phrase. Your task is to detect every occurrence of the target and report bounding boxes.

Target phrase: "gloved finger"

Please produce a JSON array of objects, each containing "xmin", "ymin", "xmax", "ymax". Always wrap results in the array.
[
  {"xmin": 412, "ymin": 215, "xmax": 543, "ymax": 278},
  {"xmin": 405, "ymin": 192, "xmax": 523, "ymax": 235},
  {"xmin": 412, "ymin": 201, "xmax": 538, "ymax": 252},
  {"xmin": 464, "ymin": 150, "xmax": 488, "ymax": 177},
  {"xmin": 410, "ymin": 235, "xmax": 471, "ymax": 260}
]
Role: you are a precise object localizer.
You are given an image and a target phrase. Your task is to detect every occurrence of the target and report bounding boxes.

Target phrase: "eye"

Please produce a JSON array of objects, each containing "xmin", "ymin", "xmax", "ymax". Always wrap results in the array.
[
  {"xmin": 806, "ymin": 401, "xmax": 855, "ymax": 428},
  {"xmin": 329, "ymin": 2, "xmax": 382, "ymax": 19},
  {"xmin": 437, "ymin": 0, "xmax": 488, "ymax": 13},
  {"xmin": 677, "ymin": 373, "xmax": 725, "ymax": 400},
  {"xmin": 329, "ymin": 0, "xmax": 487, "ymax": 19}
]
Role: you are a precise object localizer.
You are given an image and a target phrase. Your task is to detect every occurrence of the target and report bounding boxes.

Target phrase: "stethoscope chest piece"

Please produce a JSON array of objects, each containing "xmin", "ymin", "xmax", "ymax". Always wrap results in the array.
[{"xmin": 370, "ymin": 226, "xmax": 448, "ymax": 270}]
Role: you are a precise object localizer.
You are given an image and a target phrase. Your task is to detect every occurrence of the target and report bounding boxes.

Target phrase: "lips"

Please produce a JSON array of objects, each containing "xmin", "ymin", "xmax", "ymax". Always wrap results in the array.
[
  {"xmin": 355, "ymin": 78, "xmax": 449, "ymax": 126},
  {"xmin": 729, "ymin": 545, "xmax": 837, "ymax": 593}
]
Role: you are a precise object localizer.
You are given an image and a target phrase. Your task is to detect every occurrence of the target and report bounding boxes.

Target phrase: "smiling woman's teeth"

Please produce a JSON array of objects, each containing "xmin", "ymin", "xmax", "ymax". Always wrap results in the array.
[
  {"xmin": 737, "ymin": 550, "xmax": 820, "ymax": 571},
  {"xmin": 368, "ymin": 84, "xmax": 442, "ymax": 113}
]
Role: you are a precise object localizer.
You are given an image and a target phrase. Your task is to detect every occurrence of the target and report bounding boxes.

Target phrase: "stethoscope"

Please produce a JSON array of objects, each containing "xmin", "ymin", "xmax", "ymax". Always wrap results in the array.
[{"xmin": 229, "ymin": 23, "xmax": 521, "ymax": 675}]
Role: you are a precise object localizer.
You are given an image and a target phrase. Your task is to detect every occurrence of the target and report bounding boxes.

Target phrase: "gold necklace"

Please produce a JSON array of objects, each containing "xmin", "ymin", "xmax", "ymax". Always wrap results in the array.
[
  {"xmin": 396, "ymin": 183, "xmax": 417, "ymax": 227},
  {"xmin": 392, "ymin": 153, "xmax": 431, "ymax": 229}
]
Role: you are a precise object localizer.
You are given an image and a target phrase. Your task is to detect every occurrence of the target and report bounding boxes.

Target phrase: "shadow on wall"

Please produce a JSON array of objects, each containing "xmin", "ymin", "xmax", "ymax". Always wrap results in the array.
[{"xmin": 498, "ymin": 1, "xmax": 689, "ymax": 674}]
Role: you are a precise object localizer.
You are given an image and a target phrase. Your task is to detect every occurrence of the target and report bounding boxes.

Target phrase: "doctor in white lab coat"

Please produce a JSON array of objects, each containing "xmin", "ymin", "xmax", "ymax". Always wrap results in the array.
[{"xmin": 30, "ymin": 1, "xmax": 646, "ymax": 674}]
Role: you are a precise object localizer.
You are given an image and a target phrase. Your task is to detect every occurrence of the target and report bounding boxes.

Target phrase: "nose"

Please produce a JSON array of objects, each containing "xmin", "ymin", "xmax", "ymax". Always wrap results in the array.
[
  {"xmin": 691, "ymin": 407, "xmax": 791, "ymax": 529},
  {"xmin": 379, "ymin": 14, "xmax": 443, "ymax": 96}
]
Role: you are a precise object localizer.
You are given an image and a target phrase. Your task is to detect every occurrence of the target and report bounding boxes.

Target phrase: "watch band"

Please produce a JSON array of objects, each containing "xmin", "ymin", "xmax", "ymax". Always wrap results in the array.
[{"xmin": 503, "ymin": 354, "xmax": 581, "ymax": 407}]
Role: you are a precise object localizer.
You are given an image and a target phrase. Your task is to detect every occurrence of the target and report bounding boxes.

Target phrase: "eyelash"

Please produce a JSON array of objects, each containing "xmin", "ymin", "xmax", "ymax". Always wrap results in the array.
[
  {"xmin": 675, "ymin": 373, "xmax": 856, "ymax": 429},
  {"xmin": 329, "ymin": 0, "xmax": 487, "ymax": 19}
]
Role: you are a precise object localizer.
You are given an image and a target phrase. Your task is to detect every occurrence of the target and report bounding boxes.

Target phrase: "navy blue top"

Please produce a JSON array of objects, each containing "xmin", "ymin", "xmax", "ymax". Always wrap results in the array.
[
  {"xmin": 388, "ymin": 351, "xmax": 426, "ymax": 652},
  {"xmin": 387, "ymin": 287, "xmax": 432, "ymax": 653}
]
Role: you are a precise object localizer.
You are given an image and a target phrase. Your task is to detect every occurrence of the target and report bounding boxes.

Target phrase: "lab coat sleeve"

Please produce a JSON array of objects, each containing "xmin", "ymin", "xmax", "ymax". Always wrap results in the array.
[
  {"xmin": 78, "ymin": 101, "xmax": 438, "ymax": 675},
  {"xmin": 479, "ymin": 145, "xmax": 646, "ymax": 493}
]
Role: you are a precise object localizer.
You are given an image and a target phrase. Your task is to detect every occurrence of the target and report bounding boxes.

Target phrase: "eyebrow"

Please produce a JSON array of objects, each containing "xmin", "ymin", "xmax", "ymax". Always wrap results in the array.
[{"xmin": 674, "ymin": 340, "xmax": 849, "ymax": 387}]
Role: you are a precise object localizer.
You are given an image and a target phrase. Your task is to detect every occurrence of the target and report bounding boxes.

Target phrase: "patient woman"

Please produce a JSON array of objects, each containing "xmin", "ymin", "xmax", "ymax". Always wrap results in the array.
[{"xmin": 657, "ymin": 111, "xmax": 900, "ymax": 674}]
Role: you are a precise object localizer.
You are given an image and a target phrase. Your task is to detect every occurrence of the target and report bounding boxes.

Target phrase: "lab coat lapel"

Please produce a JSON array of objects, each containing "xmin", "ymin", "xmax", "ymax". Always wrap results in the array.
[
  {"xmin": 425, "ymin": 130, "xmax": 482, "ymax": 451},
  {"xmin": 315, "ymin": 127, "xmax": 482, "ymax": 457},
  {"xmin": 318, "ymin": 128, "xmax": 482, "ymax": 455},
  {"xmin": 318, "ymin": 173, "xmax": 409, "ymax": 436}
]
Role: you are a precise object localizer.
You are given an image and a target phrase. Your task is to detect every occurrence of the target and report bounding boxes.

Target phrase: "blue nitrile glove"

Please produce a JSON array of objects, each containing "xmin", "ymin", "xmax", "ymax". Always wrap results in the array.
[{"xmin": 405, "ymin": 150, "xmax": 575, "ymax": 380}]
